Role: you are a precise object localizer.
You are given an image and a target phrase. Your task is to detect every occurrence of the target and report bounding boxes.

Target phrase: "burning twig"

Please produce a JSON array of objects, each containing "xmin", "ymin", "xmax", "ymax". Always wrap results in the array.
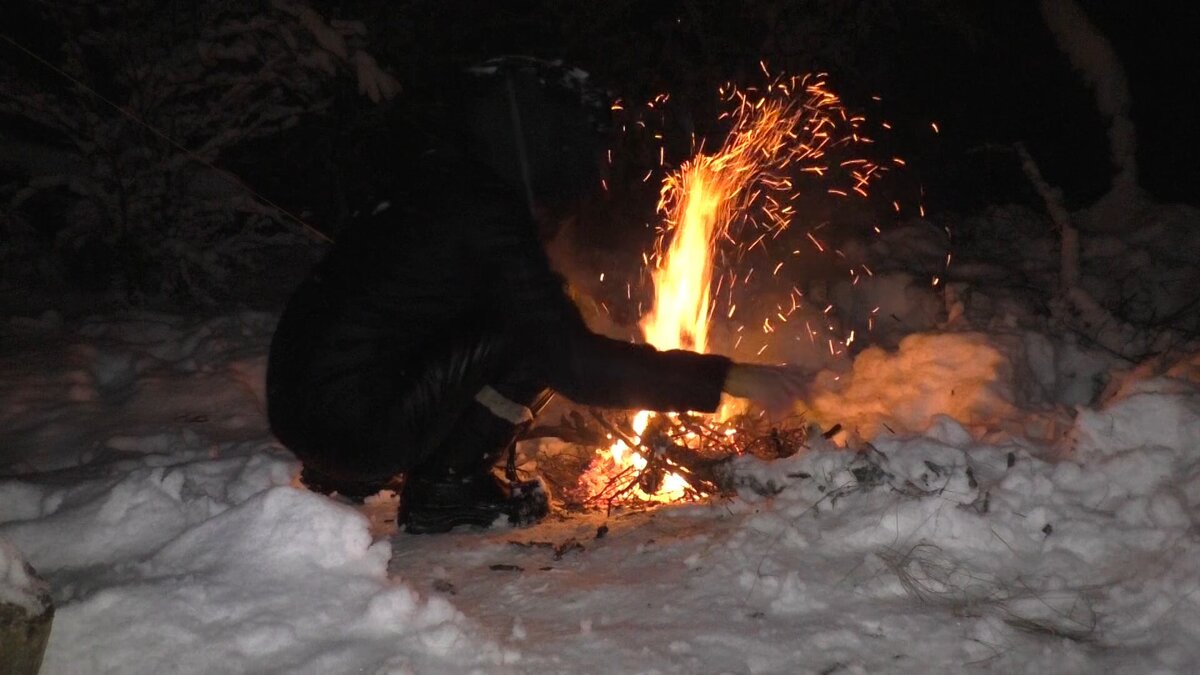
[
  {"xmin": 583, "ymin": 410, "xmax": 714, "ymax": 509},
  {"xmin": 725, "ymin": 413, "xmax": 810, "ymax": 460},
  {"xmin": 575, "ymin": 406, "xmax": 809, "ymax": 510}
]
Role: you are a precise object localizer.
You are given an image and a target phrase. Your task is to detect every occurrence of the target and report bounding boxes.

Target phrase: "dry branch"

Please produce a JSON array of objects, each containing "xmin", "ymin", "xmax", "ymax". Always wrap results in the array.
[
  {"xmin": 1015, "ymin": 143, "xmax": 1174, "ymax": 359},
  {"xmin": 878, "ymin": 541, "xmax": 1100, "ymax": 643},
  {"xmin": 1014, "ymin": 143, "xmax": 1078, "ymax": 291},
  {"xmin": 574, "ymin": 407, "xmax": 810, "ymax": 510}
]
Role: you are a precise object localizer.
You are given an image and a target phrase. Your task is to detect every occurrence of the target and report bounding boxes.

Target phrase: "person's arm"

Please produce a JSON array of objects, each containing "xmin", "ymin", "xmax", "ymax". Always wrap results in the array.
[
  {"xmin": 551, "ymin": 327, "xmax": 732, "ymax": 412},
  {"xmin": 473, "ymin": 201, "xmax": 731, "ymax": 412},
  {"xmin": 474, "ymin": 198, "xmax": 804, "ymax": 416},
  {"xmin": 722, "ymin": 362, "xmax": 810, "ymax": 417}
]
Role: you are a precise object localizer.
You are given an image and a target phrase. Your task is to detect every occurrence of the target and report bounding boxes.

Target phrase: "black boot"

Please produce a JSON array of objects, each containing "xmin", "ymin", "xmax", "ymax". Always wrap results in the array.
[
  {"xmin": 400, "ymin": 473, "xmax": 549, "ymax": 534},
  {"xmin": 400, "ymin": 381, "xmax": 552, "ymax": 534}
]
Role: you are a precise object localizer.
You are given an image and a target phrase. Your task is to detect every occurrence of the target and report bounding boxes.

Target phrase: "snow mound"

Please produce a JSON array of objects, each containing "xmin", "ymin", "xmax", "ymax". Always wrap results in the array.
[
  {"xmin": 1074, "ymin": 378, "xmax": 1200, "ymax": 458},
  {"xmin": 808, "ymin": 332, "xmax": 1022, "ymax": 440},
  {"xmin": 43, "ymin": 487, "xmax": 512, "ymax": 673},
  {"xmin": 152, "ymin": 486, "xmax": 380, "ymax": 573},
  {"xmin": 0, "ymin": 452, "xmax": 294, "ymax": 572}
]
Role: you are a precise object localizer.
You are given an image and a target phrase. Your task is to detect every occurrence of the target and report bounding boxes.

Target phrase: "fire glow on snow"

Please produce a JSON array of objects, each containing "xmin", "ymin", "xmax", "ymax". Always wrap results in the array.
[
  {"xmin": 3, "ymin": 284, "xmax": 1200, "ymax": 671},
  {"xmin": 580, "ymin": 72, "xmax": 892, "ymax": 504}
]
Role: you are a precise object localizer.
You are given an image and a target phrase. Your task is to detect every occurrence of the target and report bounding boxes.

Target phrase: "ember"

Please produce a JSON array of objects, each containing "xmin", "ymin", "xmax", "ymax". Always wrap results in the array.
[
  {"xmin": 579, "ymin": 69, "xmax": 889, "ymax": 506},
  {"xmin": 576, "ymin": 408, "xmax": 808, "ymax": 508}
]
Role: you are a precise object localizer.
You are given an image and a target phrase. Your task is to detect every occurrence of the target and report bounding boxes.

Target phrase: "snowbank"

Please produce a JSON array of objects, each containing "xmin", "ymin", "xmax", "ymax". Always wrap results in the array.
[
  {"xmin": 41, "ymin": 487, "xmax": 510, "ymax": 673},
  {"xmin": 808, "ymin": 331, "xmax": 1021, "ymax": 440},
  {"xmin": 3, "ymin": 202, "xmax": 1200, "ymax": 672},
  {"xmin": 0, "ymin": 310, "xmax": 513, "ymax": 673}
]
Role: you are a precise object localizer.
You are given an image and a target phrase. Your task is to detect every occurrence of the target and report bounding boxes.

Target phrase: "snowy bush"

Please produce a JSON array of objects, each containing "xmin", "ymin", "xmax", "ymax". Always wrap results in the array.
[{"xmin": 0, "ymin": 0, "xmax": 397, "ymax": 303}]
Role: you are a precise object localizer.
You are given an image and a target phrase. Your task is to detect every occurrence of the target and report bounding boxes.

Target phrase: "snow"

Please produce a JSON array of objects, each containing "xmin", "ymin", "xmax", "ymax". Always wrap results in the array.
[
  {"xmin": 0, "ymin": 537, "xmax": 48, "ymax": 615},
  {"xmin": 40, "ymin": 487, "xmax": 510, "ymax": 673},
  {"xmin": 808, "ymin": 332, "xmax": 1025, "ymax": 441},
  {"xmin": 3, "ymin": 204, "xmax": 1200, "ymax": 673}
]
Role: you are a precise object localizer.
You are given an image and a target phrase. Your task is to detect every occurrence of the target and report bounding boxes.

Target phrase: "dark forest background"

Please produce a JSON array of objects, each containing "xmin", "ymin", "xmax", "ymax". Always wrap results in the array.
[{"xmin": 1, "ymin": 0, "xmax": 1196, "ymax": 305}]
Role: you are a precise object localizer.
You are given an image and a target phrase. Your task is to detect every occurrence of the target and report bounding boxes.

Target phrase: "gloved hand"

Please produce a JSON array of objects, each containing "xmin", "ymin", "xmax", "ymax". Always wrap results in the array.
[{"xmin": 722, "ymin": 362, "xmax": 809, "ymax": 418}]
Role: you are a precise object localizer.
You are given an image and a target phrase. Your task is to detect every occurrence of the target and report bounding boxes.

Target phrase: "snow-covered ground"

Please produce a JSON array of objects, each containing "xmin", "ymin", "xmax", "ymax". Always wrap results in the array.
[{"xmin": 3, "ymin": 204, "xmax": 1200, "ymax": 673}]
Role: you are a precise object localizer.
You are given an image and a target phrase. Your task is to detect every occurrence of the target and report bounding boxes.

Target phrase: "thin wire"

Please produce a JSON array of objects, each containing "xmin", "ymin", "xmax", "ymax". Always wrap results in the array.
[{"xmin": 0, "ymin": 30, "xmax": 334, "ymax": 244}]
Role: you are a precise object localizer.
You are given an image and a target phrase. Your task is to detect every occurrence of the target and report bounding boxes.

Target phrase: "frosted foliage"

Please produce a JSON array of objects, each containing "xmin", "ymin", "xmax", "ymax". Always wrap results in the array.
[
  {"xmin": 0, "ymin": 1, "xmax": 397, "ymax": 301},
  {"xmin": 273, "ymin": 0, "xmax": 400, "ymax": 103}
]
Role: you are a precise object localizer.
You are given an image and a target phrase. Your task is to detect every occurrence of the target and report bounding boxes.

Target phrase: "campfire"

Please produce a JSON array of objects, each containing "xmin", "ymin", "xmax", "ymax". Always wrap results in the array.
[{"xmin": 575, "ymin": 70, "xmax": 894, "ymax": 507}]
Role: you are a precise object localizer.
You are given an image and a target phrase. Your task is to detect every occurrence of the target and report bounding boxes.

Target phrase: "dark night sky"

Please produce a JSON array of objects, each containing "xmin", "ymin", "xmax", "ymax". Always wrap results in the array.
[
  {"xmin": 367, "ymin": 0, "xmax": 1199, "ymax": 212},
  {"xmin": 810, "ymin": 0, "xmax": 1200, "ymax": 212},
  {"xmin": 2, "ymin": 0, "xmax": 1197, "ymax": 231}
]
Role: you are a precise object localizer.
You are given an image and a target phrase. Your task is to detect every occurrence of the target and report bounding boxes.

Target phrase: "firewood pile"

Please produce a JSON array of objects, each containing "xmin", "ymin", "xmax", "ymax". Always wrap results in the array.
[{"xmin": 527, "ymin": 407, "xmax": 810, "ymax": 511}]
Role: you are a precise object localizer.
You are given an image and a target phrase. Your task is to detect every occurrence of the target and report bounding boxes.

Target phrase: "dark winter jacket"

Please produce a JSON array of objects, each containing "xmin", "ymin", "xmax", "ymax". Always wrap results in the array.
[{"xmin": 266, "ymin": 152, "xmax": 730, "ymax": 454}]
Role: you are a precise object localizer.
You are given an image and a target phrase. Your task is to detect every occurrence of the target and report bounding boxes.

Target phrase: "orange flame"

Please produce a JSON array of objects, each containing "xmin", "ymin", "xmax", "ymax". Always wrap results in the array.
[
  {"xmin": 581, "ymin": 72, "xmax": 889, "ymax": 506},
  {"xmin": 641, "ymin": 171, "xmax": 720, "ymax": 352},
  {"xmin": 643, "ymin": 75, "xmax": 834, "ymax": 350}
]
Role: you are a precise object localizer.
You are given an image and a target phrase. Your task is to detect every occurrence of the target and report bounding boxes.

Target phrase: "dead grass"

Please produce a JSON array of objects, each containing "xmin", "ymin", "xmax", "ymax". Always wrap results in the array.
[{"xmin": 877, "ymin": 541, "xmax": 1101, "ymax": 644}]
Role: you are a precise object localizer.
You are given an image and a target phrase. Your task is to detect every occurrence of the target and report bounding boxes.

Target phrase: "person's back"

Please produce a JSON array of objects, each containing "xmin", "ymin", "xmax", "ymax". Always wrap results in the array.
[
  {"xmin": 268, "ymin": 156, "xmax": 526, "ymax": 451},
  {"xmin": 267, "ymin": 147, "xmax": 576, "ymax": 495}
]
